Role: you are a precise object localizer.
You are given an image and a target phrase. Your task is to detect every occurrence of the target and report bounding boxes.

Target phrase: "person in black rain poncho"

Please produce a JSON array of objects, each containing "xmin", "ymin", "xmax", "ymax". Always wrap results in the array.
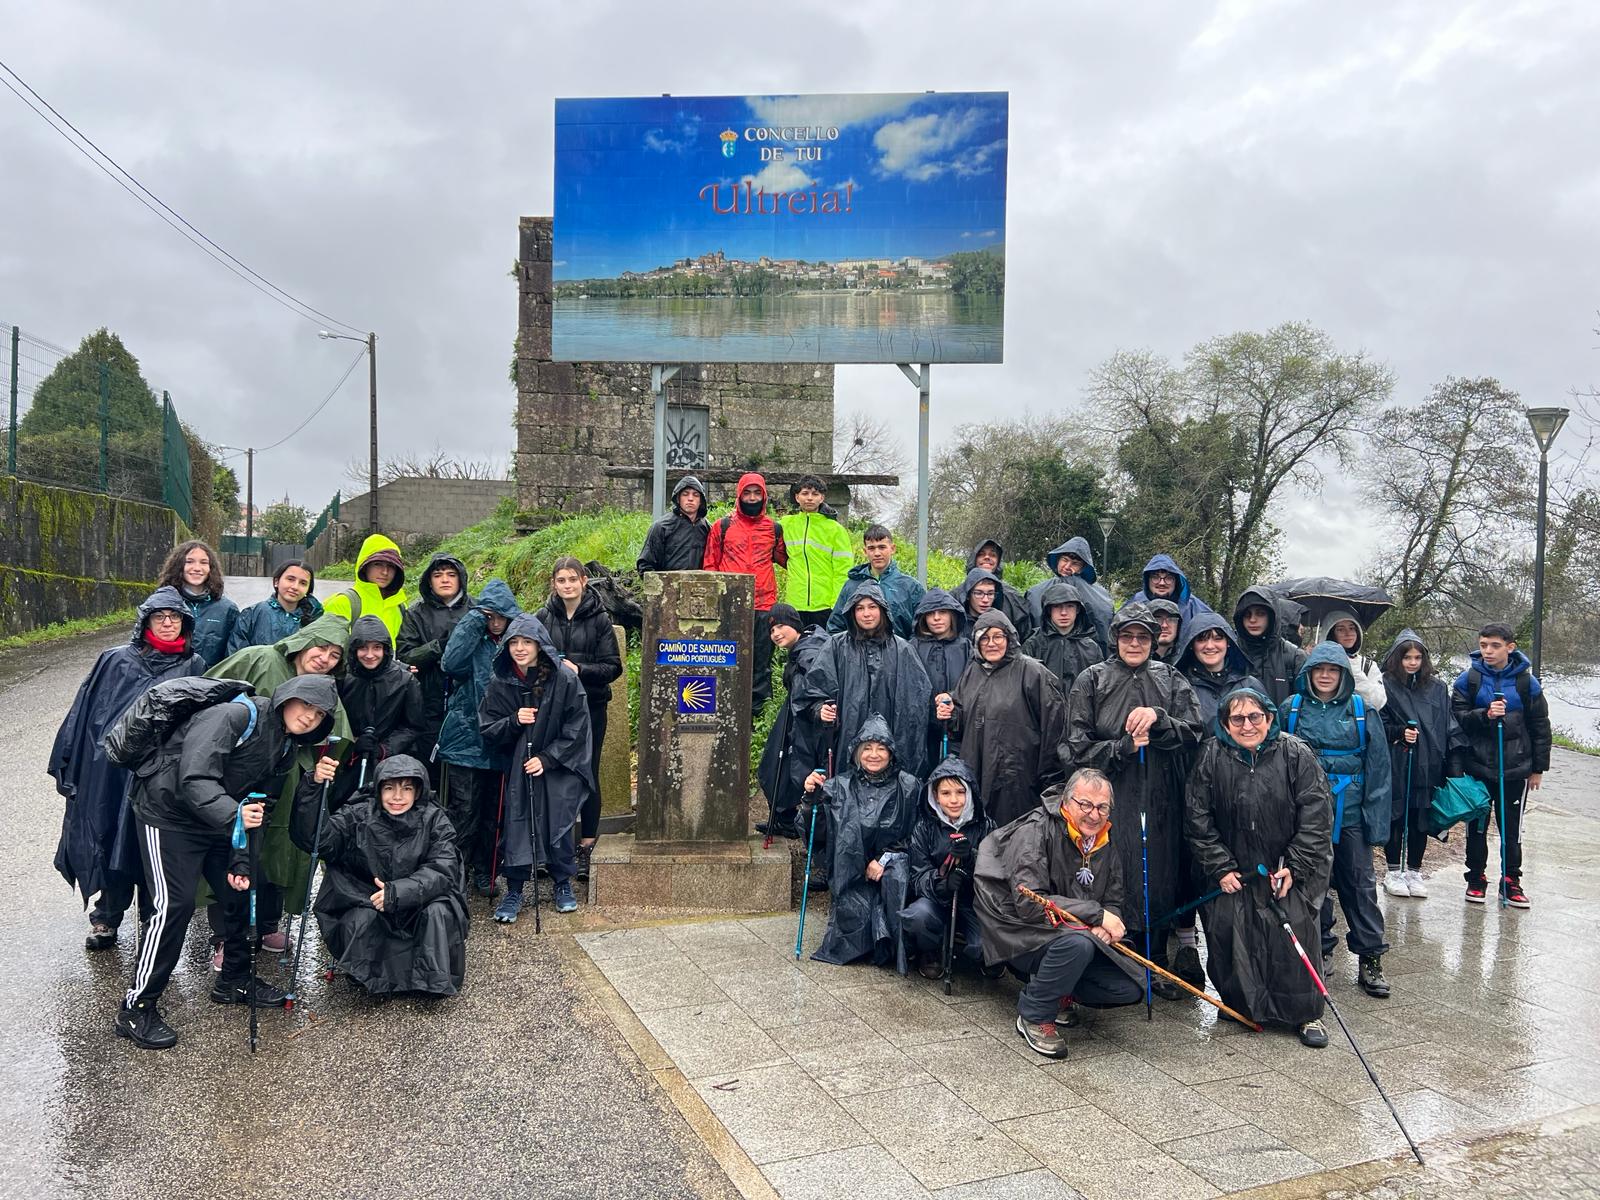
[
  {"xmin": 336, "ymin": 615, "xmax": 427, "ymax": 806},
  {"xmin": 910, "ymin": 589, "xmax": 970, "ymax": 772},
  {"xmin": 756, "ymin": 604, "xmax": 833, "ymax": 840},
  {"xmin": 811, "ymin": 580, "xmax": 933, "ymax": 782},
  {"xmin": 1024, "ymin": 537, "xmax": 1113, "ymax": 653},
  {"xmin": 1021, "ymin": 577, "xmax": 1104, "ymax": 694},
  {"xmin": 1231, "ymin": 585, "xmax": 1306, "ymax": 706},
  {"xmin": 939, "ymin": 610, "xmax": 1069, "ymax": 827},
  {"xmin": 477, "ymin": 613, "xmax": 595, "ymax": 922},
  {"xmin": 804, "ymin": 714, "xmax": 920, "ymax": 969},
  {"xmin": 1147, "ymin": 598, "xmax": 1183, "ymax": 665},
  {"xmin": 1065, "ymin": 603, "xmax": 1201, "ymax": 994},
  {"xmin": 396, "ymin": 553, "xmax": 474, "ymax": 789},
  {"xmin": 899, "ymin": 757, "xmax": 994, "ymax": 980},
  {"xmin": 51, "ymin": 587, "xmax": 207, "ymax": 951},
  {"xmin": 291, "ymin": 753, "xmax": 468, "ymax": 997},
  {"xmin": 1174, "ymin": 613, "xmax": 1265, "ymax": 732},
  {"xmin": 1185, "ymin": 687, "xmax": 1334, "ymax": 1047},
  {"xmin": 959, "ymin": 537, "xmax": 1032, "ymax": 638}
]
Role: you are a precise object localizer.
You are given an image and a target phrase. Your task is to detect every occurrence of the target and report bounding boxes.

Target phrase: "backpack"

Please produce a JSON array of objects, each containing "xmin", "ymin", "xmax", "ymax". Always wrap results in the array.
[
  {"xmin": 104, "ymin": 676, "xmax": 258, "ymax": 769},
  {"xmin": 1286, "ymin": 691, "xmax": 1366, "ymax": 844},
  {"xmin": 1462, "ymin": 665, "xmax": 1533, "ymax": 711}
]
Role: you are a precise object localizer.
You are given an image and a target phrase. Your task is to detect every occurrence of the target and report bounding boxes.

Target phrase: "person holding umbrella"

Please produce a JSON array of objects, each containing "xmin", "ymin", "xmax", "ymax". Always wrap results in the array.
[{"xmin": 1379, "ymin": 631, "xmax": 1467, "ymax": 898}]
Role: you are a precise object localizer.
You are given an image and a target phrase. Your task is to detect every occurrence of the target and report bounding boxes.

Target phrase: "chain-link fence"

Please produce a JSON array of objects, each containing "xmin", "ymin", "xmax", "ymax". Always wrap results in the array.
[{"xmin": 4, "ymin": 324, "xmax": 193, "ymax": 526}]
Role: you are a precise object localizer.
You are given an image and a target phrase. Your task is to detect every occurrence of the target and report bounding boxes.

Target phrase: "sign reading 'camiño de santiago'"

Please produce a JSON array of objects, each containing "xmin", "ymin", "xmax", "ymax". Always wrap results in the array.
[{"xmin": 553, "ymin": 92, "xmax": 1008, "ymax": 364}]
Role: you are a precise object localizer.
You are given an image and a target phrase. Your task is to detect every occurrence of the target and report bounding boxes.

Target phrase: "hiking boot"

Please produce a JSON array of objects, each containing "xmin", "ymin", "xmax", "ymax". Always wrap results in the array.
[
  {"xmin": 1298, "ymin": 1019, "xmax": 1329, "ymax": 1048},
  {"xmin": 493, "ymin": 891, "xmax": 525, "ymax": 924},
  {"xmin": 1383, "ymin": 870, "xmax": 1411, "ymax": 898},
  {"xmin": 1358, "ymin": 954, "xmax": 1390, "ymax": 999},
  {"xmin": 1172, "ymin": 944, "xmax": 1205, "ymax": 989},
  {"xmin": 917, "ymin": 957, "xmax": 944, "ymax": 981},
  {"xmin": 574, "ymin": 843, "xmax": 593, "ymax": 883},
  {"xmin": 1465, "ymin": 877, "xmax": 1488, "ymax": 905},
  {"xmin": 115, "ymin": 1000, "xmax": 178, "ymax": 1050},
  {"xmin": 1405, "ymin": 870, "xmax": 1429, "ymax": 899},
  {"xmin": 472, "ymin": 868, "xmax": 499, "ymax": 898},
  {"xmin": 1502, "ymin": 878, "xmax": 1530, "ymax": 909},
  {"xmin": 1016, "ymin": 1014, "xmax": 1068, "ymax": 1058},
  {"xmin": 210, "ymin": 977, "xmax": 291, "ymax": 1007},
  {"xmin": 553, "ymin": 881, "xmax": 578, "ymax": 914},
  {"xmin": 85, "ymin": 923, "xmax": 118, "ymax": 951},
  {"xmin": 806, "ymin": 864, "xmax": 830, "ymax": 893}
]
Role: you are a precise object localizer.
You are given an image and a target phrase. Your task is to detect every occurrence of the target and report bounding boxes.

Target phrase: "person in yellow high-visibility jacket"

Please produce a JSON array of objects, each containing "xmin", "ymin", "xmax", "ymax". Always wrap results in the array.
[
  {"xmin": 777, "ymin": 475, "xmax": 854, "ymax": 628},
  {"xmin": 322, "ymin": 534, "xmax": 409, "ymax": 643}
]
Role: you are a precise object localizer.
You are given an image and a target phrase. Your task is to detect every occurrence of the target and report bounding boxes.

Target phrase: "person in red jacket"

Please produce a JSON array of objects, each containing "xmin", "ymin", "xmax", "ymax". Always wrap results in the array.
[{"xmin": 703, "ymin": 472, "xmax": 789, "ymax": 711}]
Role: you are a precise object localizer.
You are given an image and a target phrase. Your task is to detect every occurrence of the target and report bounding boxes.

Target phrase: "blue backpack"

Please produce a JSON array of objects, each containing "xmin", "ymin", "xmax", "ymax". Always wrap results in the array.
[{"xmin": 1286, "ymin": 691, "xmax": 1366, "ymax": 844}]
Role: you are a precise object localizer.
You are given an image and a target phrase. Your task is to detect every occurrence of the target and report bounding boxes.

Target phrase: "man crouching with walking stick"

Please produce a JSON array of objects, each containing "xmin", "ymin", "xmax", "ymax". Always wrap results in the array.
[{"xmin": 974, "ymin": 767, "xmax": 1144, "ymax": 1059}]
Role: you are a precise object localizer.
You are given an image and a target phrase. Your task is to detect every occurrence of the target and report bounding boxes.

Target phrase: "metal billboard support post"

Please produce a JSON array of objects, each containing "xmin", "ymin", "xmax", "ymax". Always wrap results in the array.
[
  {"xmin": 897, "ymin": 362, "xmax": 932, "ymax": 584},
  {"xmin": 650, "ymin": 364, "xmax": 682, "ymax": 520}
]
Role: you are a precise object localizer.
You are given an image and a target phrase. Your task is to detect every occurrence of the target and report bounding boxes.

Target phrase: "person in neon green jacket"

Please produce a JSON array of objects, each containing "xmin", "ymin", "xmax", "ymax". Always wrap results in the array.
[
  {"xmin": 322, "ymin": 534, "xmax": 409, "ymax": 642},
  {"xmin": 778, "ymin": 475, "xmax": 854, "ymax": 627}
]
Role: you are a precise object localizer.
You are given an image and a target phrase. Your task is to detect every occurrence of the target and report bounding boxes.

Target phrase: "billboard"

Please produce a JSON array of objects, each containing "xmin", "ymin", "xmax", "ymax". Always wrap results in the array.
[{"xmin": 553, "ymin": 92, "xmax": 1007, "ymax": 364}]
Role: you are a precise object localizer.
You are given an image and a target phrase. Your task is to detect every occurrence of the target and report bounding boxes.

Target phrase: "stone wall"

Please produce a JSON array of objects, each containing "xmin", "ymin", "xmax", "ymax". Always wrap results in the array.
[
  {"xmin": 331, "ymin": 476, "xmax": 516, "ymax": 555},
  {"xmin": 514, "ymin": 216, "xmax": 838, "ymax": 515},
  {"xmin": 0, "ymin": 476, "xmax": 180, "ymax": 637}
]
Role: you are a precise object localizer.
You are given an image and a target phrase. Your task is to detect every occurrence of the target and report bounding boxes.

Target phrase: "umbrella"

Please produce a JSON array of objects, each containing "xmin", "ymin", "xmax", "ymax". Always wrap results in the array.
[{"xmin": 1269, "ymin": 577, "xmax": 1395, "ymax": 632}]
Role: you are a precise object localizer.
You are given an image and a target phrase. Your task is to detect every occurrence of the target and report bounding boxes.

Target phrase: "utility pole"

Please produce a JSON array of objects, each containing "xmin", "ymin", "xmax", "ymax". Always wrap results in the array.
[
  {"xmin": 368, "ymin": 332, "xmax": 379, "ymax": 532},
  {"xmin": 245, "ymin": 448, "xmax": 255, "ymax": 540}
]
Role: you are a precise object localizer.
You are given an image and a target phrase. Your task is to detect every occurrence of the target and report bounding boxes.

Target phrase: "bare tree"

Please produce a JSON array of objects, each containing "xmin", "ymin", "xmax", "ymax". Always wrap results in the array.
[
  {"xmin": 833, "ymin": 407, "xmax": 906, "ymax": 519},
  {"xmin": 345, "ymin": 445, "xmax": 509, "ymax": 489}
]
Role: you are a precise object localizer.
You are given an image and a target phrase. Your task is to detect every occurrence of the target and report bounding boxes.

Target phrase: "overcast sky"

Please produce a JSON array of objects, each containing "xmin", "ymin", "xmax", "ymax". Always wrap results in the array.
[{"xmin": 3, "ymin": 1, "xmax": 1595, "ymax": 577}]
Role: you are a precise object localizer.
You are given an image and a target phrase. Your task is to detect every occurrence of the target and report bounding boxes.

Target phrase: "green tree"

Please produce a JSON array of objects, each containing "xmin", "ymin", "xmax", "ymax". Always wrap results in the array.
[
  {"xmin": 213, "ymin": 464, "xmax": 241, "ymax": 533},
  {"xmin": 259, "ymin": 500, "xmax": 311, "ymax": 544},
  {"xmin": 945, "ymin": 250, "xmax": 1005, "ymax": 296},
  {"xmin": 19, "ymin": 328, "xmax": 161, "ymax": 437}
]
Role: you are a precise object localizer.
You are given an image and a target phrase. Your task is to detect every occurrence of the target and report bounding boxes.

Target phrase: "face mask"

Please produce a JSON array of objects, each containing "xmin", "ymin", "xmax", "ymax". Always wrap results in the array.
[{"xmin": 739, "ymin": 498, "xmax": 762, "ymax": 517}]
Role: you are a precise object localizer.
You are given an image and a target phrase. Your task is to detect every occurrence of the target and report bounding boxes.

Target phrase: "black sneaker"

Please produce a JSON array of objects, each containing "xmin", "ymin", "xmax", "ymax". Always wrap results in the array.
[
  {"xmin": 806, "ymin": 865, "xmax": 830, "ymax": 893},
  {"xmin": 85, "ymin": 923, "xmax": 118, "ymax": 951},
  {"xmin": 1358, "ymin": 954, "xmax": 1390, "ymax": 999},
  {"xmin": 115, "ymin": 1000, "xmax": 178, "ymax": 1050},
  {"xmin": 210, "ymin": 978, "xmax": 291, "ymax": 1008},
  {"xmin": 1172, "ymin": 944, "xmax": 1205, "ymax": 989},
  {"xmin": 916, "ymin": 957, "xmax": 944, "ymax": 981},
  {"xmin": 1465, "ymin": 877, "xmax": 1488, "ymax": 904},
  {"xmin": 1502, "ymin": 878, "xmax": 1530, "ymax": 909},
  {"xmin": 1298, "ymin": 1019, "xmax": 1329, "ymax": 1048},
  {"xmin": 575, "ymin": 843, "xmax": 593, "ymax": 883}
]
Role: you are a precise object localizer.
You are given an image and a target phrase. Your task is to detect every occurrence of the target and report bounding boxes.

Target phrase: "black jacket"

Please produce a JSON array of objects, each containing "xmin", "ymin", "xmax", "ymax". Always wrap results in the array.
[
  {"xmin": 1020, "ymin": 578, "xmax": 1104, "ymax": 693},
  {"xmin": 1450, "ymin": 649, "xmax": 1551, "ymax": 784},
  {"xmin": 637, "ymin": 475, "xmax": 710, "ymax": 574},
  {"xmin": 1173, "ymin": 611, "xmax": 1265, "ymax": 735},
  {"xmin": 338, "ymin": 615, "xmax": 427, "ymax": 795},
  {"xmin": 911, "ymin": 588, "xmax": 970, "ymax": 769},
  {"xmin": 1231, "ymin": 586, "xmax": 1306, "ymax": 707},
  {"xmin": 1380, "ymin": 629, "xmax": 1470, "ymax": 817},
  {"xmin": 130, "ymin": 673, "xmax": 337, "ymax": 841},
  {"xmin": 953, "ymin": 562, "xmax": 1033, "ymax": 642},
  {"xmin": 758, "ymin": 625, "xmax": 833, "ymax": 816},
  {"xmin": 907, "ymin": 758, "xmax": 993, "ymax": 908},
  {"xmin": 540, "ymin": 587, "xmax": 624, "ymax": 706},
  {"xmin": 395, "ymin": 554, "xmax": 473, "ymax": 747}
]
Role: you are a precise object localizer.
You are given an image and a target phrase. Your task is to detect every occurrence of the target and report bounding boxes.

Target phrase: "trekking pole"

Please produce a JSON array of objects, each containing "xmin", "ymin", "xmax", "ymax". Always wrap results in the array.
[
  {"xmin": 232, "ymin": 793, "xmax": 267, "ymax": 1053},
  {"xmin": 941, "ymin": 835, "xmax": 961, "ymax": 996},
  {"xmin": 528, "ymin": 744, "xmax": 544, "ymax": 935},
  {"xmin": 795, "ymin": 748, "xmax": 831, "ymax": 959},
  {"xmin": 764, "ymin": 729, "xmax": 788, "ymax": 851},
  {"xmin": 1151, "ymin": 885, "xmax": 1225, "ymax": 929},
  {"xmin": 1255, "ymin": 865, "xmax": 1423, "ymax": 1164},
  {"xmin": 1494, "ymin": 692, "xmax": 1507, "ymax": 908},
  {"xmin": 358, "ymin": 725, "xmax": 375, "ymax": 791},
  {"xmin": 1139, "ymin": 744, "xmax": 1152, "ymax": 1021},
  {"xmin": 1403, "ymin": 720, "xmax": 1417, "ymax": 876},
  {"xmin": 285, "ymin": 735, "xmax": 340, "ymax": 976}
]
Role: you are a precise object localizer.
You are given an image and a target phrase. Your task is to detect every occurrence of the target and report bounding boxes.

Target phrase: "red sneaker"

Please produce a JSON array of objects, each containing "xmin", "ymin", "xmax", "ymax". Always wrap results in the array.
[
  {"xmin": 1502, "ymin": 879, "xmax": 1530, "ymax": 909},
  {"xmin": 1464, "ymin": 878, "xmax": 1487, "ymax": 905}
]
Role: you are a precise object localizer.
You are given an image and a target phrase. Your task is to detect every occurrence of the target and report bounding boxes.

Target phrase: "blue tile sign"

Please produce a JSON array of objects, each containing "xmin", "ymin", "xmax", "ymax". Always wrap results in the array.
[
  {"xmin": 676, "ymin": 675, "xmax": 718, "ymax": 716},
  {"xmin": 656, "ymin": 639, "xmax": 739, "ymax": 667}
]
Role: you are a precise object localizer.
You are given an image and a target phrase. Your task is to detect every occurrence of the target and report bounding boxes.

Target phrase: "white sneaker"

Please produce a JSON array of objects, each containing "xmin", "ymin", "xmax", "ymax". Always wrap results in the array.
[
  {"xmin": 1384, "ymin": 871, "xmax": 1411, "ymax": 898},
  {"xmin": 1405, "ymin": 870, "xmax": 1428, "ymax": 898}
]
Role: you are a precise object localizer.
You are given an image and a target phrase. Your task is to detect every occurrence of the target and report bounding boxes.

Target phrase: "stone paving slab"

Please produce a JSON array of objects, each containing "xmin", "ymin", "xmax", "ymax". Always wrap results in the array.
[{"xmin": 577, "ymin": 748, "xmax": 1600, "ymax": 1196}]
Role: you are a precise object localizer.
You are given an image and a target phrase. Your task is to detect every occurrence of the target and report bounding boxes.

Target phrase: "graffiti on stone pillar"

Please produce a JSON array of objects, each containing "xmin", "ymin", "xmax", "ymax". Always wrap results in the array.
[{"xmin": 665, "ymin": 406, "xmax": 709, "ymax": 469}]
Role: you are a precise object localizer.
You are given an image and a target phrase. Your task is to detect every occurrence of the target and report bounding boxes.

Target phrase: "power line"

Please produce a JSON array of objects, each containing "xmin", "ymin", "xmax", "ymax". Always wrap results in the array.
[
  {"xmin": 253, "ymin": 348, "xmax": 366, "ymax": 453},
  {"xmin": 0, "ymin": 59, "xmax": 367, "ymax": 337}
]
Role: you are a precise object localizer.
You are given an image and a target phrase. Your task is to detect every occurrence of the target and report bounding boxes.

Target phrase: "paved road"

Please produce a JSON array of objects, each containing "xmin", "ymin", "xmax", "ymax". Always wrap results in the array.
[{"xmin": 0, "ymin": 586, "xmax": 739, "ymax": 1200}]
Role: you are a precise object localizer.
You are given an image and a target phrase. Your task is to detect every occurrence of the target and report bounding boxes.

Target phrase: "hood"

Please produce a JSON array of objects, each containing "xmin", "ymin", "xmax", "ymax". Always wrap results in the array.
[
  {"xmin": 1111, "ymin": 601, "xmax": 1160, "ymax": 640},
  {"xmin": 924, "ymin": 756, "xmax": 980, "ymax": 829},
  {"xmin": 1232, "ymin": 586, "xmax": 1283, "ymax": 644},
  {"xmin": 970, "ymin": 609, "xmax": 1020, "ymax": 666},
  {"xmin": 848, "ymin": 712, "xmax": 899, "ymax": 766},
  {"xmin": 370, "ymin": 753, "xmax": 435, "ymax": 806},
  {"xmin": 493, "ymin": 612, "xmax": 563, "ymax": 678},
  {"xmin": 275, "ymin": 612, "xmax": 351, "ymax": 672},
  {"xmin": 1044, "ymin": 537, "xmax": 1098, "ymax": 585},
  {"xmin": 847, "ymin": 579, "xmax": 892, "ymax": 636},
  {"xmin": 133, "ymin": 585, "xmax": 196, "ymax": 643},
  {"xmin": 1214, "ymin": 685, "xmax": 1282, "ymax": 752},
  {"xmin": 1146, "ymin": 597, "xmax": 1182, "ymax": 630},
  {"xmin": 672, "ymin": 474, "xmax": 708, "ymax": 516},
  {"xmin": 1381, "ymin": 627, "xmax": 1431, "ymax": 680},
  {"xmin": 419, "ymin": 553, "xmax": 470, "ymax": 607},
  {"xmin": 269, "ymin": 673, "xmax": 339, "ymax": 743},
  {"xmin": 1174, "ymin": 611, "xmax": 1252, "ymax": 677},
  {"xmin": 733, "ymin": 471, "xmax": 768, "ymax": 519},
  {"xmin": 1296, "ymin": 640, "xmax": 1355, "ymax": 703},
  {"xmin": 1037, "ymin": 578, "xmax": 1095, "ymax": 638},
  {"xmin": 1316, "ymin": 608, "xmax": 1365, "ymax": 653},
  {"xmin": 966, "ymin": 537, "xmax": 1005, "ymax": 572},
  {"xmin": 913, "ymin": 587, "xmax": 967, "ymax": 637},
  {"xmin": 347, "ymin": 615, "xmax": 392, "ymax": 675},
  {"xmin": 354, "ymin": 534, "xmax": 406, "ymax": 596},
  {"xmin": 955, "ymin": 566, "xmax": 1004, "ymax": 607},
  {"xmin": 1140, "ymin": 553, "xmax": 1192, "ymax": 604},
  {"xmin": 475, "ymin": 578, "xmax": 523, "ymax": 621}
]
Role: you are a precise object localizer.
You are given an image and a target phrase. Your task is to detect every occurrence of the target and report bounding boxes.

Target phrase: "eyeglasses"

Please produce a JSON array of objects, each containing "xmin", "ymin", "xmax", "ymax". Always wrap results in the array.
[
  {"xmin": 1116, "ymin": 630, "xmax": 1152, "ymax": 642},
  {"xmin": 971, "ymin": 589, "xmax": 996, "ymax": 600},
  {"xmin": 1069, "ymin": 796, "xmax": 1111, "ymax": 816},
  {"xmin": 148, "ymin": 611, "xmax": 184, "ymax": 625},
  {"xmin": 1226, "ymin": 711, "xmax": 1269, "ymax": 727},
  {"xmin": 977, "ymin": 630, "xmax": 1008, "ymax": 643}
]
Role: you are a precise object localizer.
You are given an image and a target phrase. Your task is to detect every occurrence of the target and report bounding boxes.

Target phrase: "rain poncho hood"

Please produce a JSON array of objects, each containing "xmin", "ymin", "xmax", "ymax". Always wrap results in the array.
[
  {"xmin": 1175, "ymin": 612, "xmax": 1253, "ymax": 680},
  {"xmin": 493, "ymin": 612, "xmax": 563, "ymax": 677},
  {"xmin": 966, "ymin": 537, "xmax": 1006, "ymax": 572},
  {"xmin": 1296, "ymin": 641, "xmax": 1355, "ymax": 704},
  {"xmin": 913, "ymin": 587, "xmax": 967, "ymax": 638},
  {"xmin": 347, "ymin": 614, "xmax": 393, "ymax": 672},
  {"xmin": 277, "ymin": 612, "xmax": 353, "ymax": 675},
  {"xmin": 1037, "ymin": 578, "xmax": 1095, "ymax": 638},
  {"xmin": 1317, "ymin": 608, "xmax": 1367, "ymax": 654},
  {"xmin": 673, "ymin": 473, "xmax": 708, "ymax": 514},
  {"xmin": 1138, "ymin": 553, "xmax": 1192, "ymax": 604},
  {"xmin": 1044, "ymin": 537, "xmax": 1098, "ymax": 585},
  {"xmin": 924, "ymin": 756, "xmax": 977, "ymax": 829},
  {"xmin": 418, "ymin": 553, "xmax": 469, "ymax": 607}
]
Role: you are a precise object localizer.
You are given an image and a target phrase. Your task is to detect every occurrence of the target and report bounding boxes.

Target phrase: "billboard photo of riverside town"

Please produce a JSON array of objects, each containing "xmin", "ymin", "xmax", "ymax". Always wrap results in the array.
[{"xmin": 553, "ymin": 91, "xmax": 1008, "ymax": 364}]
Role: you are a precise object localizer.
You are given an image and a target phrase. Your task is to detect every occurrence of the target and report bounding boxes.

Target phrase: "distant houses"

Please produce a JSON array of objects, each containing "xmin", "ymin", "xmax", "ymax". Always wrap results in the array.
[{"xmin": 607, "ymin": 251, "xmax": 952, "ymax": 290}]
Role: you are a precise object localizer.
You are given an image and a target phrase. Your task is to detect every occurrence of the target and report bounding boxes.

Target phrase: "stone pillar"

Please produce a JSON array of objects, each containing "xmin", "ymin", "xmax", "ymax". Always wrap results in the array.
[
  {"xmin": 635, "ymin": 570, "xmax": 753, "ymax": 843},
  {"xmin": 599, "ymin": 624, "xmax": 632, "ymax": 818}
]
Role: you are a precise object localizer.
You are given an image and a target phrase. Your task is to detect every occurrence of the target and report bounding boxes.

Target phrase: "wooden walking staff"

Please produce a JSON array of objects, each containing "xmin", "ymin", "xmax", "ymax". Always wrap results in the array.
[{"xmin": 1016, "ymin": 886, "xmax": 1262, "ymax": 1032}]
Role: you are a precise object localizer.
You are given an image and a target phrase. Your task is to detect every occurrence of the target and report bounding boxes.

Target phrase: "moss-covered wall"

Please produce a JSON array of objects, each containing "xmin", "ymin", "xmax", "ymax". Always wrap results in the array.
[{"xmin": 0, "ymin": 476, "xmax": 181, "ymax": 637}]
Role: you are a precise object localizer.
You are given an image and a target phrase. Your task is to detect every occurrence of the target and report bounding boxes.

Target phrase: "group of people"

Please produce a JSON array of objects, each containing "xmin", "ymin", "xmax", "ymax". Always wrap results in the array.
[
  {"xmin": 52, "ymin": 534, "xmax": 621, "ymax": 1050},
  {"xmin": 48, "ymin": 477, "xmax": 1554, "ymax": 1063}
]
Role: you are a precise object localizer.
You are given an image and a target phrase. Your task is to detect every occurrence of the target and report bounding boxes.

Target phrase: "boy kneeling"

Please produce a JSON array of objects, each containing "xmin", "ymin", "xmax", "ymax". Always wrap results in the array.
[
  {"xmin": 291, "ymin": 753, "xmax": 468, "ymax": 997},
  {"xmin": 974, "ymin": 768, "xmax": 1144, "ymax": 1058},
  {"xmin": 900, "ymin": 757, "xmax": 994, "ymax": 980}
]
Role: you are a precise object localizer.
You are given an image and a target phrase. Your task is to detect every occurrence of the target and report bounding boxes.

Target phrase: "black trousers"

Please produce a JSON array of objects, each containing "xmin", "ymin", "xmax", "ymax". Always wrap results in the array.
[
  {"xmin": 1010, "ymin": 933, "xmax": 1142, "ymax": 1023},
  {"xmin": 752, "ymin": 610, "xmax": 774, "ymax": 711},
  {"xmin": 900, "ymin": 895, "xmax": 983, "ymax": 967},
  {"xmin": 92, "ymin": 872, "xmax": 152, "ymax": 930},
  {"xmin": 1466, "ymin": 778, "xmax": 1527, "ymax": 882},
  {"xmin": 127, "ymin": 820, "xmax": 250, "ymax": 1006},
  {"xmin": 1385, "ymin": 808, "xmax": 1429, "ymax": 871},
  {"xmin": 581, "ymin": 701, "xmax": 607, "ymax": 842},
  {"xmin": 1321, "ymin": 833, "xmax": 1388, "ymax": 958}
]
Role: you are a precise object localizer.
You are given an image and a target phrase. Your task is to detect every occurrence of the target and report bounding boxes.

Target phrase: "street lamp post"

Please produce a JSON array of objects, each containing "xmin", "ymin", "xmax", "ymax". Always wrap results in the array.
[
  {"xmin": 320, "ymin": 330, "xmax": 379, "ymax": 531},
  {"xmin": 1525, "ymin": 406, "xmax": 1568, "ymax": 678},
  {"xmin": 1097, "ymin": 516, "xmax": 1115, "ymax": 576}
]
